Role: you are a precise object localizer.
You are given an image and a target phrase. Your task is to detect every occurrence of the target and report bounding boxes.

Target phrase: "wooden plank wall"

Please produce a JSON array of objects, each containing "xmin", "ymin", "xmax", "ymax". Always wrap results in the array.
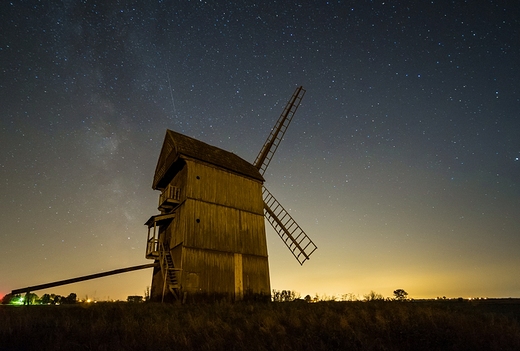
[
  {"xmin": 182, "ymin": 247, "xmax": 234, "ymax": 294},
  {"xmin": 242, "ymin": 254, "xmax": 271, "ymax": 296},
  {"xmin": 181, "ymin": 248, "xmax": 270, "ymax": 298},
  {"xmin": 183, "ymin": 200, "xmax": 267, "ymax": 255},
  {"xmin": 186, "ymin": 160, "xmax": 264, "ymax": 214},
  {"xmin": 180, "ymin": 160, "xmax": 268, "ymax": 256}
]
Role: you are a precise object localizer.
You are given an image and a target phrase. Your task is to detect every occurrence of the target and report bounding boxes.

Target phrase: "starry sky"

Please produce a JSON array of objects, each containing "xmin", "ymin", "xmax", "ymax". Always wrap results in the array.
[{"xmin": 1, "ymin": 0, "xmax": 519, "ymax": 301}]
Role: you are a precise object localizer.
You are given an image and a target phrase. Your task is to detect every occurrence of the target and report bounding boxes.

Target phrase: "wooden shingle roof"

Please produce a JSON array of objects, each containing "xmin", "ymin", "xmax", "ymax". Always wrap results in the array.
[{"xmin": 153, "ymin": 129, "xmax": 264, "ymax": 189}]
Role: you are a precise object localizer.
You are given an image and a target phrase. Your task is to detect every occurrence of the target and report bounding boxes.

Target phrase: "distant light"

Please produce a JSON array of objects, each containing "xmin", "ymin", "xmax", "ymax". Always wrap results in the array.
[{"xmin": 11, "ymin": 296, "xmax": 25, "ymax": 305}]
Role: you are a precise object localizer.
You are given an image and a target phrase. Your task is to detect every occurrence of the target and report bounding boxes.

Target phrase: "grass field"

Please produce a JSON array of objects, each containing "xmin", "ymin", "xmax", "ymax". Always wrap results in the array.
[{"xmin": 1, "ymin": 300, "xmax": 520, "ymax": 350}]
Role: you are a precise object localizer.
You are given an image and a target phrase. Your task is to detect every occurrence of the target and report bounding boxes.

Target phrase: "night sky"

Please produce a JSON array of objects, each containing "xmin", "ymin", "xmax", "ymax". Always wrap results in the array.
[{"xmin": 1, "ymin": 1, "xmax": 519, "ymax": 301}]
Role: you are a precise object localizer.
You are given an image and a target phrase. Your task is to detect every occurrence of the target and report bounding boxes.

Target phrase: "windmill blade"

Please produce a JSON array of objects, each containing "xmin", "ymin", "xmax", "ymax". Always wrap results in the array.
[
  {"xmin": 263, "ymin": 187, "xmax": 317, "ymax": 265},
  {"xmin": 254, "ymin": 86, "xmax": 306, "ymax": 176}
]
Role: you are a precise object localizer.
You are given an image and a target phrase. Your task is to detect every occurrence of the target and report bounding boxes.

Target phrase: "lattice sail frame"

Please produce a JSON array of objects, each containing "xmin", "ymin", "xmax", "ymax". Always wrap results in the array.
[
  {"xmin": 263, "ymin": 188, "xmax": 317, "ymax": 265},
  {"xmin": 254, "ymin": 86, "xmax": 317, "ymax": 265},
  {"xmin": 254, "ymin": 86, "xmax": 306, "ymax": 176}
]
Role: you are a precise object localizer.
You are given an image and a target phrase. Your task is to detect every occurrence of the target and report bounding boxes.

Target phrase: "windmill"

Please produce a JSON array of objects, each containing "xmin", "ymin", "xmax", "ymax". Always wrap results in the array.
[{"xmin": 145, "ymin": 86, "xmax": 317, "ymax": 302}]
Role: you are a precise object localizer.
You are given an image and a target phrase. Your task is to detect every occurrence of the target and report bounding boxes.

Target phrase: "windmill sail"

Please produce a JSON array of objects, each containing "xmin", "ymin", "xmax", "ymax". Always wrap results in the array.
[
  {"xmin": 254, "ymin": 86, "xmax": 306, "ymax": 176},
  {"xmin": 263, "ymin": 187, "xmax": 317, "ymax": 265},
  {"xmin": 253, "ymin": 86, "xmax": 317, "ymax": 265}
]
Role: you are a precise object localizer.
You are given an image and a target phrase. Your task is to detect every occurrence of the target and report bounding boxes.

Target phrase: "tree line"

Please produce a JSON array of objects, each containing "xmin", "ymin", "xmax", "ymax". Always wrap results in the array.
[
  {"xmin": 1, "ymin": 292, "xmax": 77, "ymax": 305},
  {"xmin": 2, "ymin": 289, "xmax": 409, "ymax": 304},
  {"xmin": 272, "ymin": 289, "xmax": 409, "ymax": 302}
]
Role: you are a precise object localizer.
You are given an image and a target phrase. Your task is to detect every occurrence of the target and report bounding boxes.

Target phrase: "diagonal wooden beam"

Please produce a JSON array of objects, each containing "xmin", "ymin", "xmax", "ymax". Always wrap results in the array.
[{"xmin": 11, "ymin": 263, "xmax": 159, "ymax": 295}]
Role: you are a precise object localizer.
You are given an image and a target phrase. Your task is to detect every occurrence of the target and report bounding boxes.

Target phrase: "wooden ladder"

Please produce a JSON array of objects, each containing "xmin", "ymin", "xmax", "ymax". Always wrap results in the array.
[{"xmin": 159, "ymin": 244, "xmax": 181, "ymax": 301}]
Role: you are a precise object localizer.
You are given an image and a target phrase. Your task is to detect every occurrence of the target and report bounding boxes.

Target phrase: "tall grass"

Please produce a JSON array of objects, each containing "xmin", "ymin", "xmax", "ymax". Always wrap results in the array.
[{"xmin": 1, "ymin": 300, "xmax": 519, "ymax": 350}]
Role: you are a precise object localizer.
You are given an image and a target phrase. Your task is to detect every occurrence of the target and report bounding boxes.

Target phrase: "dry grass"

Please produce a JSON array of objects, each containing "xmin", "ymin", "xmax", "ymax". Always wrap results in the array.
[{"xmin": 1, "ymin": 300, "xmax": 520, "ymax": 350}]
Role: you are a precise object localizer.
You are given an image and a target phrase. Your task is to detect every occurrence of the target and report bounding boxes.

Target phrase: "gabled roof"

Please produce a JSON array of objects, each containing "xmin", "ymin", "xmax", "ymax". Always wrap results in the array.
[{"xmin": 153, "ymin": 129, "xmax": 264, "ymax": 189}]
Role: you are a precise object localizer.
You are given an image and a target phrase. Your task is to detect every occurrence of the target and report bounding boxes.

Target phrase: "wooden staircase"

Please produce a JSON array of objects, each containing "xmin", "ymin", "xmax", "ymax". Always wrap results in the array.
[{"xmin": 159, "ymin": 243, "xmax": 181, "ymax": 301}]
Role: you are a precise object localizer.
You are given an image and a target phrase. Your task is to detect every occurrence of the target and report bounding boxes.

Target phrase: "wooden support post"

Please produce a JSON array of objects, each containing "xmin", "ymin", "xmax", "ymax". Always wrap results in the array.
[{"xmin": 234, "ymin": 253, "xmax": 243, "ymax": 301}]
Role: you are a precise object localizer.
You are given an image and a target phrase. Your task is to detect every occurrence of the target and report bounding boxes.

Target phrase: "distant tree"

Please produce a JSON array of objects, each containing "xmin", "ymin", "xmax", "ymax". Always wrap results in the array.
[
  {"xmin": 291, "ymin": 291, "xmax": 301, "ymax": 300},
  {"xmin": 127, "ymin": 295, "xmax": 143, "ymax": 303},
  {"xmin": 40, "ymin": 294, "xmax": 52, "ymax": 304},
  {"xmin": 304, "ymin": 295, "xmax": 312, "ymax": 303},
  {"xmin": 318, "ymin": 294, "xmax": 337, "ymax": 301},
  {"xmin": 52, "ymin": 294, "xmax": 62, "ymax": 305},
  {"xmin": 272, "ymin": 289, "xmax": 280, "ymax": 302},
  {"xmin": 272, "ymin": 290, "xmax": 299, "ymax": 302},
  {"xmin": 364, "ymin": 290, "xmax": 384, "ymax": 302},
  {"xmin": 341, "ymin": 293, "xmax": 359, "ymax": 301},
  {"xmin": 64, "ymin": 293, "xmax": 77, "ymax": 304},
  {"xmin": 1, "ymin": 293, "xmax": 14, "ymax": 305},
  {"xmin": 24, "ymin": 292, "xmax": 38, "ymax": 305},
  {"xmin": 144, "ymin": 286, "xmax": 151, "ymax": 301},
  {"xmin": 393, "ymin": 289, "xmax": 408, "ymax": 301},
  {"xmin": 284, "ymin": 290, "xmax": 294, "ymax": 302}
]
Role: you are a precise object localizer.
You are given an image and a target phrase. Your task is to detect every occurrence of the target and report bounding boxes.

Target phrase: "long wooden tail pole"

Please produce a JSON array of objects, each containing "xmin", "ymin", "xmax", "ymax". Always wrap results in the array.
[{"xmin": 11, "ymin": 263, "xmax": 159, "ymax": 295}]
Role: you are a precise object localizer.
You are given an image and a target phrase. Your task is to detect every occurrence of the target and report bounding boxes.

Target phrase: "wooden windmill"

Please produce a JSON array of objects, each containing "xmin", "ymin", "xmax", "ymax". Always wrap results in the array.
[{"xmin": 145, "ymin": 86, "xmax": 317, "ymax": 302}]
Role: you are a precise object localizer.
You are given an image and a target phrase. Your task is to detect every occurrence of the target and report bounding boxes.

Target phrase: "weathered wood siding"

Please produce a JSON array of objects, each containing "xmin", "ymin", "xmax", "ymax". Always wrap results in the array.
[
  {"xmin": 181, "ymin": 248, "xmax": 270, "ymax": 298},
  {"xmin": 182, "ymin": 200, "xmax": 267, "ymax": 256},
  {"xmin": 173, "ymin": 159, "xmax": 268, "ymax": 256},
  {"xmin": 185, "ymin": 160, "xmax": 264, "ymax": 214},
  {"xmin": 162, "ymin": 159, "xmax": 267, "ymax": 254},
  {"xmin": 182, "ymin": 247, "xmax": 234, "ymax": 295},
  {"xmin": 242, "ymin": 254, "xmax": 271, "ymax": 296}
]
